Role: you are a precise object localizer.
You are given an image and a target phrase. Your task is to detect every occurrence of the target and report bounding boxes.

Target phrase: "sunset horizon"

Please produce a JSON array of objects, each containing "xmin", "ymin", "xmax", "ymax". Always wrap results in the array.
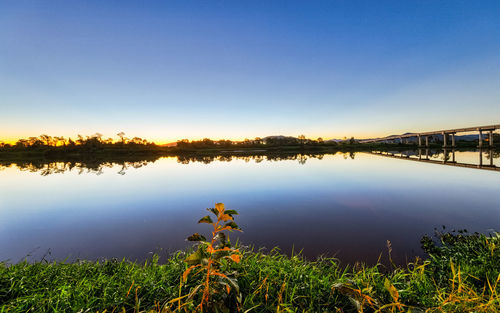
[
  {"xmin": 2, "ymin": 1, "xmax": 500, "ymax": 144},
  {"xmin": 2, "ymin": 2, "xmax": 500, "ymax": 312}
]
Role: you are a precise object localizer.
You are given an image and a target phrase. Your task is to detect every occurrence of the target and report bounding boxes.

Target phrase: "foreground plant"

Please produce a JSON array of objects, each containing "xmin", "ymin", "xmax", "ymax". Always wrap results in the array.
[{"xmin": 178, "ymin": 203, "xmax": 242, "ymax": 312}]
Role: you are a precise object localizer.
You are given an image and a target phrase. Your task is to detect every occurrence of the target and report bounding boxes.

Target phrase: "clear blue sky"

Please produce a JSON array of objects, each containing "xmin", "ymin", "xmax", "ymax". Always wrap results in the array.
[{"xmin": 1, "ymin": 0, "xmax": 500, "ymax": 143}]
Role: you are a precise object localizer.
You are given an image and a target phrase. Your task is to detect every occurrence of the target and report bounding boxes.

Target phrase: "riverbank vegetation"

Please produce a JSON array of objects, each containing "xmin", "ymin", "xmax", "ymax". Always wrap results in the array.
[
  {"xmin": 1, "ymin": 205, "xmax": 499, "ymax": 312},
  {"xmin": 3, "ymin": 133, "xmax": 496, "ymax": 162}
]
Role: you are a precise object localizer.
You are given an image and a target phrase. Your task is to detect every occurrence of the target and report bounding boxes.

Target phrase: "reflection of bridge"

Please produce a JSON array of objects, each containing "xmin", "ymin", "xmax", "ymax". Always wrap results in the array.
[
  {"xmin": 360, "ymin": 124, "xmax": 499, "ymax": 148},
  {"xmin": 369, "ymin": 149, "xmax": 499, "ymax": 172}
]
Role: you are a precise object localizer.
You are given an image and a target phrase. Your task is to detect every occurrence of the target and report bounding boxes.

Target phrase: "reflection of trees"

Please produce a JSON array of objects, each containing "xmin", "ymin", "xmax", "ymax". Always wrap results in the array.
[
  {"xmin": 0, "ymin": 159, "xmax": 154, "ymax": 176},
  {"xmin": 10, "ymin": 148, "xmax": 488, "ymax": 176},
  {"xmin": 174, "ymin": 153, "xmax": 329, "ymax": 165},
  {"xmin": 0, "ymin": 152, "xmax": 338, "ymax": 175},
  {"xmin": 341, "ymin": 152, "xmax": 356, "ymax": 160}
]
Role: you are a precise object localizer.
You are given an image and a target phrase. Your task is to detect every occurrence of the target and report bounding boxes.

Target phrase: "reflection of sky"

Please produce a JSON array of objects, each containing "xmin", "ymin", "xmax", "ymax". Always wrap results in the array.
[
  {"xmin": 1, "ymin": 1, "xmax": 500, "ymax": 142},
  {"xmin": 1, "ymin": 152, "xmax": 500, "ymax": 264}
]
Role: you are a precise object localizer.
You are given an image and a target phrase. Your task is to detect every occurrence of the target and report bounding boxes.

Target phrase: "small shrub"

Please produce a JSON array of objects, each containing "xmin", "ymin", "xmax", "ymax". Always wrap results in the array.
[{"xmin": 179, "ymin": 203, "xmax": 242, "ymax": 312}]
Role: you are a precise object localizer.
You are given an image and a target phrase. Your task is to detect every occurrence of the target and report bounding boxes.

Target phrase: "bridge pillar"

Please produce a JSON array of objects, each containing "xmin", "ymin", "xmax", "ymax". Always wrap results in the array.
[
  {"xmin": 452, "ymin": 149, "xmax": 456, "ymax": 163},
  {"xmin": 418, "ymin": 135, "xmax": 422, "ymax": 147},
  {"xmin": 489, "ymin": 130, "xmax": 494, "ymax": 147},
  {"xmin": 478, "ymin": 130, "xmax": 483, "ymax": 148},
  {"xmin": 400, "ymin": 137, "xmax": 403, "ymax": 144},
  {"xmin": 479, "ymin": 149, "xmax": 483, "ymax": 167},
  {"xmin": 425, "ymin": 136, "xmax": 429, "ymax": 147},
  {"xmin": 442, "ymin": 132, "xmax": 447, "ymax": 148},
  {"xmin": 451, "ymin": 133, "xmax": 456, "ymax": 147}
]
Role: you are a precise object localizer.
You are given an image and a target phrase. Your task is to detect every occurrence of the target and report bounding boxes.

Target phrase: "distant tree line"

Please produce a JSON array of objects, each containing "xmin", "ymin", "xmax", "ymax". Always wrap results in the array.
[
  {"xmin": 175, "ymin": 135, "xmax": 352, "ymax": 149},
  {"xmin": 0, "ymin": 133, "xmax": 367, "ymax": 158},
  {"xmin": 0, "ymin": 133, "xmax": 158, "ymax": 153}
]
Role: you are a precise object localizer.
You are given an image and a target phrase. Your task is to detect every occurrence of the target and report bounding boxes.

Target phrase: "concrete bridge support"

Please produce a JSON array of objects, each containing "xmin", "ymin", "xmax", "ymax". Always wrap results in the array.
[
  {"xmin": 442, "ymin": 132, "xmax": 447, "ymax": 148},
  {"xmin": 478, "ymin": 130, "xmax": 483, "ymax": 148},
  {"xmin": 489, "ymin": 130, "xmax": 494, "ymax": 147},
  {"xmin": 425, "ymin": 136, "xmax": 429, "ymax": 147},
  {"xmin": 418, "ymin": 135, "xmax": 422, "ymax": 147},
  {"xmin": 451, "ymin": 133, "xmax": 456, "ymax": 147}
]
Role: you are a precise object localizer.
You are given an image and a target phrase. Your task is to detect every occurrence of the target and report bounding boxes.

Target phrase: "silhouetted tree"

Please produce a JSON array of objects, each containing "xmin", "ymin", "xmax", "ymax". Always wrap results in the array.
[
  {"xmin": 117, "ymin": 132, "xmax": 126, "ymax": 144},
  {"xmin": 298, "ymin": 135, "xmax": 306, "ymax": 146}
]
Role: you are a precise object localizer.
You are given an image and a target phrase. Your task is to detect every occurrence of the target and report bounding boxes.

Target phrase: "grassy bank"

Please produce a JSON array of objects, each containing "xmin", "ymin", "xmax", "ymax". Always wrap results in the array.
[{"xmin": 1, "ymin": 231, "xmax": 499, "ymax": 312}]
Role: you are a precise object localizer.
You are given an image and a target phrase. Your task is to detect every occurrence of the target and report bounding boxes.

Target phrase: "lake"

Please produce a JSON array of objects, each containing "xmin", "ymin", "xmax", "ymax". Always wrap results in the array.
[{"xmin": 1, "ymin": 149, "xmax": 499, "ymax": 265}]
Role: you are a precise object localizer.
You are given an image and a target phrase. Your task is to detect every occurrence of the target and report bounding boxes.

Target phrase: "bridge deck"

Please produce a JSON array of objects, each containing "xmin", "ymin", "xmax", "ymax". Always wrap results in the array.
[{"xmin": 360, "ymin": 124, "xmax": 500, "ymax": 143}]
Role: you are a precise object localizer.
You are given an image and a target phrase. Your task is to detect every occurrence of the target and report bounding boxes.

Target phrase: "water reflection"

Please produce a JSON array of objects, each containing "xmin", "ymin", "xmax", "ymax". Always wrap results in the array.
[
  {"xmin": 1, "ymin": 149, "xmax": 497, "ymax": 176},
  {"xmin": 1, "ymin": 150, "xmax": 499, "ymax": 265},
  {"xmin": 0, "ymin": 153, "xmax": 335, "ymax": 175},
  {"xmin": 0, "ymin": 160, "xmax": 153, "ymax": 176},
  {"xmin": 370, "ymin": 149, "xmax": 499, "ymax": 171},
  {"xmin": 175, "ymin": 153, "xmax": 328, "ymax": 165}
]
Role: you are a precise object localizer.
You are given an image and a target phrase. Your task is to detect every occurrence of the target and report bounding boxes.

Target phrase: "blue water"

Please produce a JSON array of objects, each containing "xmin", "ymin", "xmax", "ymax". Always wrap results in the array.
[{"xmin": 1, "ymin": 151, "xmax": 499, "ymax": 264}]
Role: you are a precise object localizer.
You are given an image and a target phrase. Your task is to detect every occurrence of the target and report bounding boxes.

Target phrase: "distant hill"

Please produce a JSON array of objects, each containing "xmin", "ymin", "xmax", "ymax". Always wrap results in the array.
[
  {"xmin": 160, "ymin": 142, "xmax": 178, "ymax": 147},
  {"xmin": 325, "ymin": 139, "xmax": 345, "ymax": 143},
  {"xmin": 262, "ymin": 135, "xmax": 297, "ymax": 140}
]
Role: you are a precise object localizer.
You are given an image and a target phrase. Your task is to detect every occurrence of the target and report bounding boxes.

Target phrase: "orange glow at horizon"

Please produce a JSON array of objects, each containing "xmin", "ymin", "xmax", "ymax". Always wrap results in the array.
[{"xmin": 0, "ymin": 131, "xmax": 385, "ymax": 145}]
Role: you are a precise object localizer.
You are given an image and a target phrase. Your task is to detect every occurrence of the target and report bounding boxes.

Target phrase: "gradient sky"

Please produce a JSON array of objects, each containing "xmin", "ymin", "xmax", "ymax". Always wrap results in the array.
[{"xmin": 1, "ymin": 0, "xmax": 500, "ymax": 143}]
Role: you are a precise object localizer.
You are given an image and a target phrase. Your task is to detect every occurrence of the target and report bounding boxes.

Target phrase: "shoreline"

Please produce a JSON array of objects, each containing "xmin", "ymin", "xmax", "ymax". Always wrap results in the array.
[
  {"xmin": 1, "ymin": 143, "xmax": 495, "ymax": 162},
  {"xmin": 2, "ymin": 231, "xmax": 499, "ymax": 312}
]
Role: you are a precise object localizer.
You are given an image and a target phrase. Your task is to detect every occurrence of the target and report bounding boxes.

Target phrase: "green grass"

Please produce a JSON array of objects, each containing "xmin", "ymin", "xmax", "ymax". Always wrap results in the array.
[{"xmin": 1, "ymin": 231, "xmax": 499, "ymax": 312}]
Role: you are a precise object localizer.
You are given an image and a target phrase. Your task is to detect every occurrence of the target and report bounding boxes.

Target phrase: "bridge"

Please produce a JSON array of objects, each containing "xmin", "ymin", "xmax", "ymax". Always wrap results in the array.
[{"xmin": 360, "ymin": 124, "xmax": 500, "ymax": 148}]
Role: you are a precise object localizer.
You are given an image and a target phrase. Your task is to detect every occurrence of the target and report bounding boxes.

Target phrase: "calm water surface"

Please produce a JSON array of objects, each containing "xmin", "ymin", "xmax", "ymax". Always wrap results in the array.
[{"xmin": 1, "ymin": 151, "xmax": 499, "ymax": 264}]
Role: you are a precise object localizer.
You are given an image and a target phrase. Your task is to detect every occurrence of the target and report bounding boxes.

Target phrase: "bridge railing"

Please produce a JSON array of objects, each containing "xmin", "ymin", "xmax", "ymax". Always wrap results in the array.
[{"xmin": 359, "ymin": 124, "xmax": 499, "ymax": 148}]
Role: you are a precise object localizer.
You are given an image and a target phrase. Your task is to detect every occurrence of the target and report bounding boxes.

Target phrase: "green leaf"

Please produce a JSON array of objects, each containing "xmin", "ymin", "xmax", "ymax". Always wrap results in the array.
[
  {"xmin": 185, "ymin": 248, "xmax": 203, "ymax": 266},
  {"xmin": 198, "ymin": 215, "xmax": 213, "ymax": 224},
  {"xmin": 224, "ymin": 210, "xmax": 238, "ymax": 216},
  {"xmin": 208, "ymin": 208, "xmax": 218, "ymax": 216},
  {"xmin": 213, "ymin": 251, "xmax": 231, "ymax": 261},
  {"xmin": 384, "ymin": 278, "xmax": 399, "ymax": 302},
  {"xmin": 224, "ymin": 222, "xmax": 240, "ymax": 230},
  {"xmin": 187, "ymin": 233, "xmax": 206, "ymax": 242}
]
